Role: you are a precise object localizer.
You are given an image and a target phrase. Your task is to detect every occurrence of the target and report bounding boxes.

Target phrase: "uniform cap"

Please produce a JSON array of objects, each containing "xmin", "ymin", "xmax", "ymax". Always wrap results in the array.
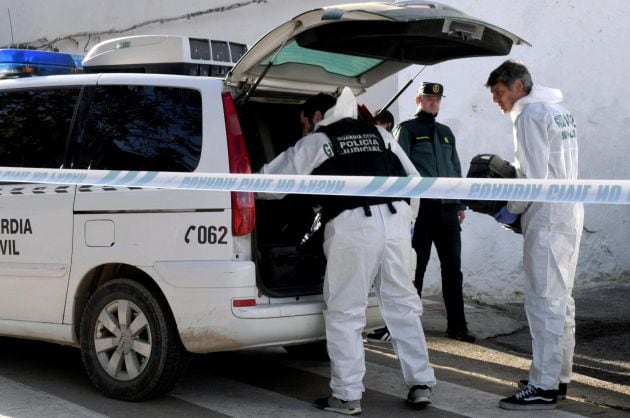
[{"xmin": 417, "ymin": 82, "xmax": 445, "ymax": 97}]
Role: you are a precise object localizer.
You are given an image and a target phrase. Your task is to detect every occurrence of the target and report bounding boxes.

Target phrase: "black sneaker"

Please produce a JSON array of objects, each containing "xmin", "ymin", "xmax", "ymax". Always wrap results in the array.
[
  {"xmin": 366, "ymin": 326, "xmax": 391, "ymax": 342},
  {"xmin": 445, "ymin": 327, "xmax": 476, "ymax": 343},
  {"xmin": 314, "ymin": 396, "xmax": 362, "ymax": 415},
  {"xmin": 519, "ymin": 379, "xmax": 568, "ymax": 400},
  {"xmin": 499, "ymin": 385, "xmax": 557, "ymax": 410},
  {"xmin": 407, "ymin": 384, "xmax": 432, "ymax": 405}
]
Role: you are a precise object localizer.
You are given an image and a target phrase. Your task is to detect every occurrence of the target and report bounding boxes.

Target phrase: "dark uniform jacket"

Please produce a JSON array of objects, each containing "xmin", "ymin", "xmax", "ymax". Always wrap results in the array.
[
  {"xmin": 394, "ymin": 111, "xmax": 464, "ymax": 208},
  {"xmin": 314, "ymin": 118, "xmax": 407, "ymax": 221}
]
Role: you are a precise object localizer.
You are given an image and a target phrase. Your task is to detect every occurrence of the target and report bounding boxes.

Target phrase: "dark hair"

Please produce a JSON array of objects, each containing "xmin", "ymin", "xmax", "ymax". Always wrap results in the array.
[
  {"xmin": 374, "ymin": 109, "xmax": 394, "ymax": 131},
  {"xmin": 302, "ymin": 93, "xmax": 337, "ymax": 119},
  {"xmin": 486, "ymin": 60, "xmax": 533, "ymax": 94}
]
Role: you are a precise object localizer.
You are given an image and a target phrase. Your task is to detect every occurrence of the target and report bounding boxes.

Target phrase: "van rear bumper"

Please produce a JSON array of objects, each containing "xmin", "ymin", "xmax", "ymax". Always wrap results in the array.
[
  {"xmin": 231, "ymin": 297, "xmax": 380, "ymax": 319},
  {"xmin": 152, "ymin": 260, "xmax": 383, "ymax": 353},
  {"xmin": 177, "ymin": 302, "xmax": 383, "ymax": 354}
]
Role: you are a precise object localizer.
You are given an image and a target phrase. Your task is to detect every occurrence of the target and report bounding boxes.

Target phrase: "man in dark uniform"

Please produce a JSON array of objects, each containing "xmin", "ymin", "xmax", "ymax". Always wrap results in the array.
[{"xmin": 368, "ymin": 82, "xmax": 475, "ymax": 343}]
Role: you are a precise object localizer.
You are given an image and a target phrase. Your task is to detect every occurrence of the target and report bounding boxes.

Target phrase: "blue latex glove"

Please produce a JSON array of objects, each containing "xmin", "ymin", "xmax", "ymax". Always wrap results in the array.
[{"xmin": 494, "ymin": 206, "xmax": 518, "ymax": 224}]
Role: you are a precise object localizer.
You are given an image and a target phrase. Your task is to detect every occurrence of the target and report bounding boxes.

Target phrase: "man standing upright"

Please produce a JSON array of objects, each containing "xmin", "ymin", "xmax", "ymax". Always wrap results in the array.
[
  {"xmin": 486, "ymin": 60, "xmax": 583, "ymax": 410},
  {"xmin": 369, "ymin": 82, "xmax": 475, "ymax": 344}
]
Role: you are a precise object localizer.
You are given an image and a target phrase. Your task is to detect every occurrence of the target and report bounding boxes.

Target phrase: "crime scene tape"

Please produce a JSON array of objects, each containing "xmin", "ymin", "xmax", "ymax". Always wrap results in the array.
[{"xmin": 1, "ymin": 166, "xmax": 630, "ymax": 204}]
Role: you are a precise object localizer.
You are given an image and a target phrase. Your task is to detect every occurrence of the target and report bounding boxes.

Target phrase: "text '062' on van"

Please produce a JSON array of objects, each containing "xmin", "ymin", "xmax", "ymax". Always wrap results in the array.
[{"xmin": 0, "ymin": 2, "xmax": 528, "ymax": 401}]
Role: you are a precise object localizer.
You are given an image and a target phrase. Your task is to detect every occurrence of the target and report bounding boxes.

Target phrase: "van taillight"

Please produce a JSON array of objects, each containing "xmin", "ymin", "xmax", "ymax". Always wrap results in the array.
[
  {"xmin": 222, "ymin": 92, "xmax": 255, "ymax": 236},
  {"xmin": 232, "ymin": 298, "xmax": 256, "ymax": 308}
]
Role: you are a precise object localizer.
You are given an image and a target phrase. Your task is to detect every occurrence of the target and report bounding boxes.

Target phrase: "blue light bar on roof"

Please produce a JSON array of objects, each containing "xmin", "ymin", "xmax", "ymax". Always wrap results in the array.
[
  {"xmin": 0, "ymin": 49, "xmax": 76, "ymax": 67},
  {"xmin": 0, "ymin": 49, "xmax": 81, "ymax": 79}
]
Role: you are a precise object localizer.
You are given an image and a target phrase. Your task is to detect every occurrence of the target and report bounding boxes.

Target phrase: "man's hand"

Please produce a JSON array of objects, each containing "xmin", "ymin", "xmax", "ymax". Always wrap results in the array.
[
  {"xmin": 494, "ymin": 206, "xmax": 518, "ymax": 224},
  {"xmin": 457, "ymin": 210, "xmax": 466, "ymax": 224}
]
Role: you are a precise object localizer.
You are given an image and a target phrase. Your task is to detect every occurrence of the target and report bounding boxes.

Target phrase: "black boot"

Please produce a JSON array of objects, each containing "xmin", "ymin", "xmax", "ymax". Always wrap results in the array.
[{"xmin": 445, "ymin": 327, "xmax": 476, "ymax": 343}]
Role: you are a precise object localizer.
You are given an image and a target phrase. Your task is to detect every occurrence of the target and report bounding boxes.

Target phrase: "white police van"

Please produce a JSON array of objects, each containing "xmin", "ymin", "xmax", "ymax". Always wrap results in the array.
[{"xmin": 0, "ymin": 2, "xmax": 527, "ymax": 400}]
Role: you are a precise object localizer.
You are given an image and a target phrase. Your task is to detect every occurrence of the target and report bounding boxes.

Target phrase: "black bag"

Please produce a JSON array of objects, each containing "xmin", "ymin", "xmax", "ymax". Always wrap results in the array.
[{"xmin": 463, "ymin": 154, "xmax": 522, "ymax": 234}]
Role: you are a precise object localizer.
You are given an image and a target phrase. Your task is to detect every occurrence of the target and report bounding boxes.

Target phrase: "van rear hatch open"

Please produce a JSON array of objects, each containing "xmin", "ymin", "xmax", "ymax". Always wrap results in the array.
[
  {"xmin": 230, "ymin": 1, "xmax": 529, "ymax": 297},
  {"xmin": 226, "ymin": 1, "xmax": 529, "ymax": 95}
]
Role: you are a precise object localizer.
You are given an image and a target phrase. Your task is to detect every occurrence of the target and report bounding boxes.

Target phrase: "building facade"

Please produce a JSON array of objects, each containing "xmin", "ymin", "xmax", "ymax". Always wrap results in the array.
[{"xmin": 1, "ymin": 0, "xmax": 628, "ymax": 302}]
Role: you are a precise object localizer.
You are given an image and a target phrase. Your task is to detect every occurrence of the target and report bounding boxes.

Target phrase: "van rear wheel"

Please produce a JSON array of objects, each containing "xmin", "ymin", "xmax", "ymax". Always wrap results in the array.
[{"xmin": 80, "ymin": 279, "xmax": 188, "ymax": 400}]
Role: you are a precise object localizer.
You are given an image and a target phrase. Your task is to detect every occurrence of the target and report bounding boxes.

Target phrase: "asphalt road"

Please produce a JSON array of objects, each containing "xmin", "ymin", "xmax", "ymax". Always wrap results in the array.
[
  {"xmin": 0, "ymin": 284, "xmax": 628, "ymax": 417},
  {"xmin": 481, "ymin": 284, "xmax": 630, "ymax": 412}
]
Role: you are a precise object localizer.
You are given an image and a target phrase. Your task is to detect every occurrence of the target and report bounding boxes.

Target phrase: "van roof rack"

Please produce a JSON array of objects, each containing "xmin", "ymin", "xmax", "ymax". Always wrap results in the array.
[{"xmin": 82, "ymin": 35, "xmax": 247, "ymax": 77}]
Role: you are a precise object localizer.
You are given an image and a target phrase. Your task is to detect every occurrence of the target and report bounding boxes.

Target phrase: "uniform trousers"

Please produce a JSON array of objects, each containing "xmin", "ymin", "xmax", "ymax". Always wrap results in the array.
[{"xmin": 412, "ymin": 200, "xmax": 467, "ymax": 331}]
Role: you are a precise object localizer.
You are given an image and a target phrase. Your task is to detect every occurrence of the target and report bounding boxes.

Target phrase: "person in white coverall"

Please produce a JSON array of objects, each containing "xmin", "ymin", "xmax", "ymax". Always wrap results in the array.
[
  {"xmin": 259, "ymin": 87, "xmax": 435, "ymax": 415},
  {"xmin": 486, "ymin": 60, "xmax": 584, "ymax": 411}
]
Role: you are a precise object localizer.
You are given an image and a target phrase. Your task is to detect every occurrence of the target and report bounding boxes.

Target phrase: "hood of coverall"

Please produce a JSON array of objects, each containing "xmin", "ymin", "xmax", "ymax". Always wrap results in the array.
[
  {"xmin": 315, "ymin": 86, "xmax": 358, "ymax": 129},
  {"xmin": 510, "ymin": 84, "xmax": 563, "ymax": 122}
]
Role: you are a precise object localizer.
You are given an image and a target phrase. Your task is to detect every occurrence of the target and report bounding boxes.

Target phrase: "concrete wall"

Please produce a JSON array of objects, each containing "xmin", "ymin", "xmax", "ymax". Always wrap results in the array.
[
  {"xmin": 1, "ymin": 0, "xmax": 628, "ymax": 303},
  {"xmin": 401, "ymin": 0, "xmax": 630, "ymax": 302}
]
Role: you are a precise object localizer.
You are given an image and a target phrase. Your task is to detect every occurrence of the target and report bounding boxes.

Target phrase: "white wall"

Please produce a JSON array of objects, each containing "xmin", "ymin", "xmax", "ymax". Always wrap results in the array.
[
  {"xmin": 401, "ymin": 0, "xmax": 630, "ymax": 302},
  {"xmin": 1, "ymin": 0, "xmax": 628, "ymax": 302}
]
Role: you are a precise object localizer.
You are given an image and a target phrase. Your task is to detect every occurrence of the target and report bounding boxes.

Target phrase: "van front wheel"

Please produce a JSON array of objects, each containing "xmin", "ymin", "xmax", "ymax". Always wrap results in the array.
[{"xmin": 80, "ymin": 279, "xmax": 188, "ymax": 400}]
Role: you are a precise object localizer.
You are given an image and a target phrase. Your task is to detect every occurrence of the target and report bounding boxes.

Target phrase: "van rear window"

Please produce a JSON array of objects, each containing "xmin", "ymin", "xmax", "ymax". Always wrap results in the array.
[
  {"xmin": 261, "ymin": 40, "xmax": 382, "ymax": 77},
  {"xmin": 0, "ymin": 87, "xmax": 80, "ymax": 168},
  {"xmin": 75, "ymin": 85, "xmax": 202, "ymax": 172}
]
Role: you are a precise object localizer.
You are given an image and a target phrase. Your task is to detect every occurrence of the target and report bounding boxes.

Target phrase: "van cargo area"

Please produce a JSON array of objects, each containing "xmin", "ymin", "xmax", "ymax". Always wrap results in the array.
[{"xmin": 239, "ymin": 98, "xmax": 327, "ymax": 298}]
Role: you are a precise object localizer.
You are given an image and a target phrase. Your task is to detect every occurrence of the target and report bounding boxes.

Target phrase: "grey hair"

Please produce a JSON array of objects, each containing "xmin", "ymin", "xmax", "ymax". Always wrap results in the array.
[{"xmin": 486, "ymin": 60, "xmax": 533, "ymax": 94}]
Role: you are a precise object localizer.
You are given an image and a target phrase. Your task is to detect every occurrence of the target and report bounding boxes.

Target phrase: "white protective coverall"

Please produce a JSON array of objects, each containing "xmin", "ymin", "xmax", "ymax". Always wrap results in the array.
[
  {"xmin": 507, "ymin": 84, "xmax": 584, "ymax": 390},
  {"xmin": 260, "ymin": 87, "xmax": 435, "ymax": 401}
]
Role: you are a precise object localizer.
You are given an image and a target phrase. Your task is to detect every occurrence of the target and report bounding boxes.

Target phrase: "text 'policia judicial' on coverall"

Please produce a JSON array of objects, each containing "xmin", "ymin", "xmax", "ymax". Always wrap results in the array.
[{"xmin": 258, "ymin": 87, "xmax": 436, "ymax": 408}]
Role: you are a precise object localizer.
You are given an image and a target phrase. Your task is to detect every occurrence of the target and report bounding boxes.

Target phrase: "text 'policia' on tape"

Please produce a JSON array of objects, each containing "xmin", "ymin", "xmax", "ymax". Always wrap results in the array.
[{"xmin": 1, "ymin": 167, "xmax": 630, "ymax": 205}]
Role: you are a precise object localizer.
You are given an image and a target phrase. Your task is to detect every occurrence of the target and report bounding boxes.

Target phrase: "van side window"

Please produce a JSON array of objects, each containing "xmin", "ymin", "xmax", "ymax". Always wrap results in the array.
[
  {"xmin": 76, "ymin": 85, "xmax": 202, "ymax": 172},
  {"xmin": 0, "ymin": 88, "xmax": 80, "ymax": 168}
]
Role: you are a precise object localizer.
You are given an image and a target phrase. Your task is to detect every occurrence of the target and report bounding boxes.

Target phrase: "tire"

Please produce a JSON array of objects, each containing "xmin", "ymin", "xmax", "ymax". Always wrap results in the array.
[
  {"xmin": 80, "ymin": 279, "xmax": 189, "ymax": 401},
  {"xmin": 284, "ymin": 340, "xmax": 329, "ymax": 361}
]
